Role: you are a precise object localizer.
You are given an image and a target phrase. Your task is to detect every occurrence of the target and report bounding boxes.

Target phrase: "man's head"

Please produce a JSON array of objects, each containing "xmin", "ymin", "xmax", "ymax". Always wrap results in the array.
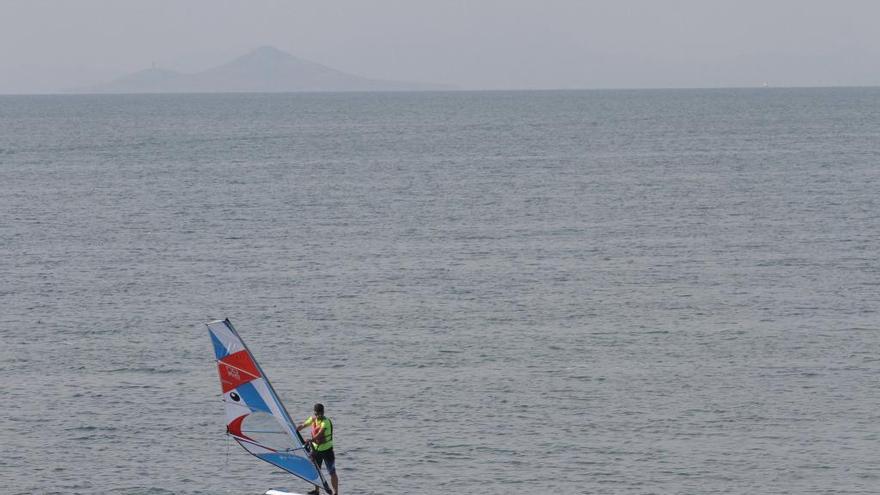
[{"xmin": 313, "ymin": 403, "xmax": 325, "ymax": 418}]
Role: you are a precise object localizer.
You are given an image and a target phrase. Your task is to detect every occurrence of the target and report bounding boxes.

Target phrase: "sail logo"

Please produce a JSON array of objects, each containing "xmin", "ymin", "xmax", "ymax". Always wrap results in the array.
[{"xmin": 226, "ymin": 365, "xmax": 241, "ymax": 380}]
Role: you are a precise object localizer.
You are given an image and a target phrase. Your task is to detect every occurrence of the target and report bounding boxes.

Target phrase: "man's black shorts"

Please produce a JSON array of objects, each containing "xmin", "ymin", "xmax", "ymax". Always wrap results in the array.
[{"xmin": 313, "ymin": 448, "xmax": 336, "ymax": 474}]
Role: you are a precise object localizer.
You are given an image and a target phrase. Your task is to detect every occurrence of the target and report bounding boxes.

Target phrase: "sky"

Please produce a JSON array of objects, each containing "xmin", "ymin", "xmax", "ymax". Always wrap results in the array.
[{"xmin": 1, "ymin": 0, "xmax": 879, "ymax": 93}]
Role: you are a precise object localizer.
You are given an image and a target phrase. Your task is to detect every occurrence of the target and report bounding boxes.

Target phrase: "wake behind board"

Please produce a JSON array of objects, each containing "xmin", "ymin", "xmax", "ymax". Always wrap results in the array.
[{"xmin": 266, "ymin": 490, "xmax": 308, "ymax": 495}]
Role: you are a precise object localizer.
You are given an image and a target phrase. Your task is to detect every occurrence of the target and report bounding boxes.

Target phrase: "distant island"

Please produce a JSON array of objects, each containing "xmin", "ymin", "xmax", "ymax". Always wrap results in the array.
[{"xmin": 75, "ymin": 46, "xmax": 453, "ymax": 94}]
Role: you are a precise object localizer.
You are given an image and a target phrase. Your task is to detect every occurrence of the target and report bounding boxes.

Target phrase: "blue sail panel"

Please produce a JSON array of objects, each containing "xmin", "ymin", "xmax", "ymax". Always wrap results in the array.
[
  {"xmin": 235, "ymin": 381, "xmax": 271, "ymax": 413},
  {"xmin": 259, "ymin": 453, "xmax": 323, "ymax": 484},
  {"xmin": 210, "ymin": 330, "xmax": 230, "ymax": 360}
]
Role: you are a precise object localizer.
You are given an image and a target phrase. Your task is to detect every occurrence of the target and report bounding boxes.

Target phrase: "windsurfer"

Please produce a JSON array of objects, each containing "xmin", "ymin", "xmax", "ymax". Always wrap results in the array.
[{"xmin": 297, "ymin": 403, "xmax": 339, "ymax": 495}]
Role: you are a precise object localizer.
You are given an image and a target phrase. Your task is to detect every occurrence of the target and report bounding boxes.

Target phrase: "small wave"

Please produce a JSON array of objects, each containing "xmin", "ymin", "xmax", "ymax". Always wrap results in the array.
[
  {"xmin": 97, "ymin": 367, "xmax": 182, "ymax": 374},
  {"xmin": 115, "ymin": 488, "xmax": 177, "ymax": 495},
  {"xmin": 65, "ymin": 425, "xmax": 118, "ymax": 432}
]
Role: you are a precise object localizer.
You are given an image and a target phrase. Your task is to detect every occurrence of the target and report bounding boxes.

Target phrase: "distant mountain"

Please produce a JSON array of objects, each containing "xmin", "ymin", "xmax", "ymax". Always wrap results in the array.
[{"xmin": 78, "ymin": 46, "xmax": 453, "ymax": 93}]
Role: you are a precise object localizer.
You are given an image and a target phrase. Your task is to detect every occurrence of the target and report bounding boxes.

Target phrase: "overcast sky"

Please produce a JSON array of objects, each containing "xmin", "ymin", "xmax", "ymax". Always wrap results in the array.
[{"xmin": 2, "ymin": 0, "xmax": 879, "ymax": 93}]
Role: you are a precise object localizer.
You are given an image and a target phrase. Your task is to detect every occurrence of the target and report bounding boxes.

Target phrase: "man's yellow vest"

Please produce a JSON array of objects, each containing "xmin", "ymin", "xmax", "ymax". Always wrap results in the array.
[{"xmin": 305, "ymin": 416, "xmax": 333, "ymax": 452}]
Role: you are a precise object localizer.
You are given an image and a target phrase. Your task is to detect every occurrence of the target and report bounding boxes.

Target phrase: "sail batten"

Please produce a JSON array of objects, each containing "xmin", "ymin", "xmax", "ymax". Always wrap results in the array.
[{"xmin": 207, "ymin": 319, "xmax": 330, "ymax": 492}]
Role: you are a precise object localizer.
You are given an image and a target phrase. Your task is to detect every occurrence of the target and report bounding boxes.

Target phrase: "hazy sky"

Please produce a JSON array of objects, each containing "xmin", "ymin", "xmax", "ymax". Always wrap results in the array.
[{"xmin": 2, "ymin": 0, "xmax": 879, "ymax": 93}]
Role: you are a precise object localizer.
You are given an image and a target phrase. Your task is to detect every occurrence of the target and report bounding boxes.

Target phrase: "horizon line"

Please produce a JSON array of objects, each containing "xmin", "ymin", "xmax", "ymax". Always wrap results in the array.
[{"xmin": 2, "ymin": 84, "xmax": 880, "ymax": 97}]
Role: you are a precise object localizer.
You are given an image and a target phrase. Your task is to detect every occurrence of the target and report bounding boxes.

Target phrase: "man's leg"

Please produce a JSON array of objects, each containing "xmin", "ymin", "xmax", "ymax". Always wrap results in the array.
[{"xmin": 325, "ymin": 452, "xmax": 338, "ymax": 495}]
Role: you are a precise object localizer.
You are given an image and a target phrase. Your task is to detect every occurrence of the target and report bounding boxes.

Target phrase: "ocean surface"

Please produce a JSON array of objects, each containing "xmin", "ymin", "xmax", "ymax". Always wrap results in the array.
[{"xmin": 1, "ymin": 89, "xmax": 878, "ymax": 495}]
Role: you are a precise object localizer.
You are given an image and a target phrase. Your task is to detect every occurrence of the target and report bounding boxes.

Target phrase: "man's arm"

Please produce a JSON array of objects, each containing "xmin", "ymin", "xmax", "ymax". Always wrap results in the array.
[
  {"xmin": 296, "ymin": 416, "xmax": 313, "ymax": 431},
  {"xmin": 310, "ymin": 421, "xmax": 326, "ymax": 443}
]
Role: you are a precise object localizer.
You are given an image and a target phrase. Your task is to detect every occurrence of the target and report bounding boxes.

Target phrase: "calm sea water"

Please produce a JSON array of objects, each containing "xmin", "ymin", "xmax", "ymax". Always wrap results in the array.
[{"xmin": 1, "ymin": 89, "xmax": 879, "ymax": 495}]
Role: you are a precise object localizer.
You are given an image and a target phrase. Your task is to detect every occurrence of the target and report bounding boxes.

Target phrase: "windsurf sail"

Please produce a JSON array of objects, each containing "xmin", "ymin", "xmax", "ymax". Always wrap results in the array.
[{"xmin": 207, "ymin": 319, "xmax": 331, "ymax": 493}]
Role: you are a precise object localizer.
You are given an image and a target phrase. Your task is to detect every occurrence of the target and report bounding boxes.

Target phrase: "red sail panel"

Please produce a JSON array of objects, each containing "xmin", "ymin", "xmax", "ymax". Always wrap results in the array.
[
  {"xmin": 217, "ymin": 349, "xmax": 262, "ymax": 393},
  {"xmin": 227, "ymin": 414, "xmax": 255, "ymax": 442}
]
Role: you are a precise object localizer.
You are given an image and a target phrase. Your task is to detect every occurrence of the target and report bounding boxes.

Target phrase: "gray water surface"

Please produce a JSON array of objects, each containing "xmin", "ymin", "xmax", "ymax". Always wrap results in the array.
[{"xmin": 1, "ymin": 89, "xmax": 878, "ymax": 494}]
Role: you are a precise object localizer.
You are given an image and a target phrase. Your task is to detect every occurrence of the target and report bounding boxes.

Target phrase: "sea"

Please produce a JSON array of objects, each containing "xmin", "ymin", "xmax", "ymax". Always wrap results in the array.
[{"xmin": 1, "ymin": 88, "xmax": 878, "ymax": 495}]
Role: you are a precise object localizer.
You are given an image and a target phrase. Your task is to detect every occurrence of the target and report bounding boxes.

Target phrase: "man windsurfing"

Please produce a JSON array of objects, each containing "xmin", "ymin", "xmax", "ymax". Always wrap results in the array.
[{"xmin": 297, "ymin": 403, "xmax": 339, "ymax": 495}]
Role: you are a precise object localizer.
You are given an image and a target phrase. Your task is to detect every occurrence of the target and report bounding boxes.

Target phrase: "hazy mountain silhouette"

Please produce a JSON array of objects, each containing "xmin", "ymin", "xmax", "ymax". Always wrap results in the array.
[{"xmin": 79, "ymin": 46, "xmax": 452, "ymax": 93}]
